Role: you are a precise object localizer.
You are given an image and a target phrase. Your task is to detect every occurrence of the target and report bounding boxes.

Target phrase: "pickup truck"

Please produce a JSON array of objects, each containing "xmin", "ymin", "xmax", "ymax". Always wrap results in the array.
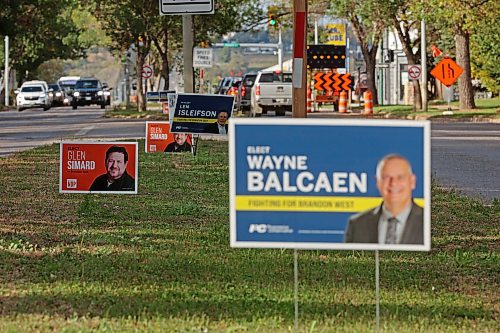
[{"xmin": 249, "ymin": 70, "xmax": 292, "ymax": 117}]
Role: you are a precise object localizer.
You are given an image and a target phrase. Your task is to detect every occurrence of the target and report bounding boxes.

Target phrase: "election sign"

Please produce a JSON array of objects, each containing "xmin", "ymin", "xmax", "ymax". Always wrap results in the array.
[
  {"xmin": 171, "ymin": 93, "xmax": 234, "ymax": 134},
  {"xmin": 146, "ymin": 90, "xmax": 175, "ymax": 103},
  {"xmin": 60, "ymin": 141, "xmax": 138, "ymax": 194},
  {"xmin": 167, "ymin": 93, "xmax": 176, "ymax": 123},
  {"xmin": 145, "ymin": 121, "xmax": 193, "ymax": 153},
  {"xmin": 230, "ymin": 119, "xmax": 431, "ymax": 251}
]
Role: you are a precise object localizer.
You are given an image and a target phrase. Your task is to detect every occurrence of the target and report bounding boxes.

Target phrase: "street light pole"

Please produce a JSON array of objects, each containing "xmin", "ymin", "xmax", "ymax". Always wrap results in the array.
[
  {"xmin": 4, "ymin": 35, "xmax": 9, "ymax": 106},
  {"xmin": 421, "ymin": 20, "xmax": 428, "ymax": 111}
]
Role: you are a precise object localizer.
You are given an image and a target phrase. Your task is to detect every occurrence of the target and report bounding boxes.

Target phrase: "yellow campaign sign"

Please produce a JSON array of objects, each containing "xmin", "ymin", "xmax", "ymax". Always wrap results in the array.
[
  {"xmin": 325, "ymin": 24, "xmax": 346, "ymax": 46},
  {"xmin": 235, "ymin": 195, "xmax": 424, "ymax": 213}
]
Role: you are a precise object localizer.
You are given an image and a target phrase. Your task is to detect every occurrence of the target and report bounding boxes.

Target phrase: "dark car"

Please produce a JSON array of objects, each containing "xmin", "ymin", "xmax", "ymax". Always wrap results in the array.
[
  {"xmin": 214, "ymin": 77, "xmax": 233, "ymax": 95},
  {"xmin": 72, "ymin": 78, "xmax": 106, "ymax": 109},
  {"xmin": 48, "ymin": 83, "xmax": 66, "ymax": 107},
  {"xmin": 238, "ymin": 72, "xmax": 257, "ymax": 112}
]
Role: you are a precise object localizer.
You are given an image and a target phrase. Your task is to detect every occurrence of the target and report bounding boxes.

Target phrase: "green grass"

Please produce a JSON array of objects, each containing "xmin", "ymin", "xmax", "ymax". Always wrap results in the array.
[
  {"xmin": 0, "ymin": 142, "xmax": 498, "ymax": 332},
  {"xmin": 104, "ymin": 104, "xmax": 169, "ymax": 120},
  {"xmin": 372, "ymin": 98, "xmax": 500, "ymax": 120}
]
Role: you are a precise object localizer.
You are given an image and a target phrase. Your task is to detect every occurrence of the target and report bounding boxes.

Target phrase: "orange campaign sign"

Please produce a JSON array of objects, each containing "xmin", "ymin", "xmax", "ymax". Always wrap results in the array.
[
  {"xmin": 59, "ymin": 141, "xmax": 138, "ymax": 194},
  {"xmin": 430, "ymin": 57, "xmax": 463, "ymax": 87},
  {"xmin": 145, "ymin": 121, "xmax": 192, "ymax": 154}
]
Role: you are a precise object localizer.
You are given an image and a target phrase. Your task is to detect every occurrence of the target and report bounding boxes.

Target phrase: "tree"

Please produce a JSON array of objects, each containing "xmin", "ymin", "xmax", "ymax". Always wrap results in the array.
[
  {"xmin": 388, "ymin": 0, "xmax": 423, "ymax": 109},
  {"xmin": 91, "ymin": 0, "xmax": 262, "ymax": 111},
  {"xmin": 0, "ymin": 0, "xmax": 87, "ymax": 83},
  {"xmin": 423, "ymin": 0, "xmax": 496, "ymax": 109},
  {"xmin": 328, "ymin": 0, "xmax": 388, "ymax": 105}
]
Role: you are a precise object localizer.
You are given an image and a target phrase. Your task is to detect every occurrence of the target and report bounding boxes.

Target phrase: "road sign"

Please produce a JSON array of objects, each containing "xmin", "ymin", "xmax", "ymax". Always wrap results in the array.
[
  {"xmin": 430, "ymin": 57, "xmax": 463, "ymax": 87},
  {"xmin": 408, "ymin": 65, "xmax": 422, "ymax": 80},
  {"xmin": 307, "ymin": 45, "xmax": 346, "ymax": 69},
  {"xmin": 142, "ymin": 65, "xmax": 153, "ymax": 79},
  {"xmin": 314, "ymin": 73, "xmax": 353, "ymax": 91},
  {"xmin": 159, "ymin": 0, "xmax": 214, "ymax": 15},
  {"xmin": 193, "ymin": 48, "xmax": 213, "ymax": 68},
  {"xmin": 325, "ymin": 23, "xmax": 347, "ymax": 46}
]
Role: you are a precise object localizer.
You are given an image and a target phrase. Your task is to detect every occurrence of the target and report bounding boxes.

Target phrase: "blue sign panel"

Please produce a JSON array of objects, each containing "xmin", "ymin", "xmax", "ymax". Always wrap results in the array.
[
  {"xmin": 229, "ymin": 118, "xmax": 431, "ymax": 251},
  {"xmin": 146, "ymin": 90, "xmax": 176, "ymax": 102},
  {"xmin": 171, "ymin": 93, "xmax": 234, "ymax": 134}
]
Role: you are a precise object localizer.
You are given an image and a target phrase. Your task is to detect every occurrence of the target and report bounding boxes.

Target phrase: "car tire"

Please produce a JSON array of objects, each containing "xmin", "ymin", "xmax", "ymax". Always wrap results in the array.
[
  {"xmin": 17, "ymin": 107, "xmax": 24, "ymax": 112},
  {"xmin": 43, "ymin": 105, "xmax": 49, "ymax": 111},
  {"xmin": 100, "ymin": 103, "xmax": 105, "ymax": 109},
  {"xmin": 276, "ymin": 109, "xmax": 286, "ymax": 117},
  {"xmin": 72, "ymin": 104, "xmax": 77, "ymax": 110}
]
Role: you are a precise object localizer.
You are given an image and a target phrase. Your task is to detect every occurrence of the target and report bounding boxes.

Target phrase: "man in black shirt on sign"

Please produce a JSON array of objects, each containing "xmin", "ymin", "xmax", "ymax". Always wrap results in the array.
[
  {"xmin": 164, "ymin": 133, "xmax": 192, "ymax": 153},
  {"xmin": 90, "ymin": 145, "xmax": 135, "ymax": 191}
]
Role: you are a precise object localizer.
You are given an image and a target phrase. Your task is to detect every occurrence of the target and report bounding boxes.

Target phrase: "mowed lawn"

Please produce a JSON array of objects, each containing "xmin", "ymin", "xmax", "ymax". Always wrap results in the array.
[{"xmin": 0, "ymin": 140, "xmax": 498, "ymax": 332}]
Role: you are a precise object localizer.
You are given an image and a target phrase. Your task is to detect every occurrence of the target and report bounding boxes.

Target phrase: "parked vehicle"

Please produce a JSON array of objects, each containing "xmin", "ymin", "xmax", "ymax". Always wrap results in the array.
[
  {"xmin": 48, "ymin": 83, "xmax": 67, "ymax": 106},
  {"xmin": 71, "ymin": 78, "xmax": 106, "ymax": 109},
  {"xmin": 215, "ymin": 77, "xmax": 236, "ymax": 95},
  {"xmin": 238, "ymin": 72, "xmax": 257, "ymax": 112},
  {"xmin": 15, "ymin": 80, "xmax": 52, "ymax": 112},
  {"xmin": 250, "ymin": 70, "xmax": 292, "ymax": 117}
]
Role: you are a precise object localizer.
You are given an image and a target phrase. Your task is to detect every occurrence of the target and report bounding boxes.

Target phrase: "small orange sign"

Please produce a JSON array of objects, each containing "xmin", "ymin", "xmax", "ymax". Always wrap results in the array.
[{"xmin": 430, "ymin": 57, "xmax": 463, "ymax": 87}]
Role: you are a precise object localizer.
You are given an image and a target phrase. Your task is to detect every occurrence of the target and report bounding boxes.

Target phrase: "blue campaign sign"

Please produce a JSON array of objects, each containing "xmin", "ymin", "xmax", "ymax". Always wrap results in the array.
[
  {"xmin": 171, "ymin": 93, "xmax": 234, "ymax": 134},
  {"xmin": 146, "ymin": 90, "xmax": 175, "ymax": 102},
  {"xmin": 229, "ymin": 118, "xmax": 431, "ymax": 251}
]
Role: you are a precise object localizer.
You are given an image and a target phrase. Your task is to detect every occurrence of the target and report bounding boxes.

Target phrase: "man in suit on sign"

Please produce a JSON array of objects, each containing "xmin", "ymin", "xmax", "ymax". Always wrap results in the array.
[
  {"xmin": 344, "ymin": 154, "xmax": 423, "ymax": 244},
  {"xmin": 204, "ymin": 110, "xmax": 229, "ymax": 135}
]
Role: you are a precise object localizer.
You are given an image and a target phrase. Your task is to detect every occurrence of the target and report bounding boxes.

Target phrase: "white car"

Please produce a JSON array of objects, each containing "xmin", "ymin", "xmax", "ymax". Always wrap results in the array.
[{"xmin": 15, "ymin": 80, "xmax": 53, "ymax": 111}]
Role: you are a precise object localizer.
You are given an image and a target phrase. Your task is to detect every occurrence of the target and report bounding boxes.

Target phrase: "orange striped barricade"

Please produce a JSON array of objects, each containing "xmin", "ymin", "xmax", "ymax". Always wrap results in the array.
[
  {"xmin": 363, "ymin": 90, "xmax": 373, "ymax": 115},
  {"xmin": 339, "ymin": 91, "xmax": 347, "ymax": 113}
]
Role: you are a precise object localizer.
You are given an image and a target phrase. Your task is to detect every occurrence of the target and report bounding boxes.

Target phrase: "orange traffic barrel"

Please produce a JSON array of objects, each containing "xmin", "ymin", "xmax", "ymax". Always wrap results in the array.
[
  {"xmin": 363, "ymin": 90, "xmax": 373, "ymax": 115},
  {"xmin": 307, "ymin": 87, "xmax": 312, "ymax": 113},
  {"xmin": 339, "ymin": 91, "xmax": 347, "ymax": 113}
]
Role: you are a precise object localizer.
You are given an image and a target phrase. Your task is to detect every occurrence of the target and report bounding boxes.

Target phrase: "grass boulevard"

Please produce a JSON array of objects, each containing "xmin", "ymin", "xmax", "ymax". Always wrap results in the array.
[{"xmin": 0, "ymin": 140, "xmax": 498, "ymax": 332}]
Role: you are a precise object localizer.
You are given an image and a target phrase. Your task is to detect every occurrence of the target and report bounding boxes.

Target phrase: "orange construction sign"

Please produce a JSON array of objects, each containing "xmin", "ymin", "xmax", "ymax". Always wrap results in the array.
[
  {"xmin": 313, "ymin": 72, "xmax": 353, "ymax": 91},
  {"xmin": 430, "ymin": 57, "xmax": 463, "ymax": 87}
]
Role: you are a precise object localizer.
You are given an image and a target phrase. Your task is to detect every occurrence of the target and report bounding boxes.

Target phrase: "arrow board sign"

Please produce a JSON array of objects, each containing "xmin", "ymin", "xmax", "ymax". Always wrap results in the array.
[{"xmin": 159, "ymin": 0, "xmax": 214, "ymax": 15}]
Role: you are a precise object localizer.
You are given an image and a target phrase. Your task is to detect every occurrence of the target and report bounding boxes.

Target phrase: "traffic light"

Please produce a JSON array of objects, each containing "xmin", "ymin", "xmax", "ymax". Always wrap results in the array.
[
  {"xmin": 267, "ymin": 5, "xmax": 278, "ymax": 29},
  {"xmin": 268, "ymin": 14, "xmax": 277, "ymax": 27}
]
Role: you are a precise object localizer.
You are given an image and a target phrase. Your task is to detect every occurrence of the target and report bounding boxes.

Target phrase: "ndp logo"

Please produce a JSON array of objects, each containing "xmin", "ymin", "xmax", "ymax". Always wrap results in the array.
[{"xmin": 248, "ymin": 224, "xmax": 267, "ymax": 233}]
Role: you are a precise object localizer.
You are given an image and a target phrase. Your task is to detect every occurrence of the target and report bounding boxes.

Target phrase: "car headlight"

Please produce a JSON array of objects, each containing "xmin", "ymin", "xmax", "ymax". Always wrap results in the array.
[
  {"xmin": 104, "ymin": 91, "xmax": 111, "ymax": 96},
  {"xmin": 73, "ymin": 91, "xmax": 80, "ymax": 97},
  {"xmin": 56, "ymin": 92, "xmax": 62, "ymax": 97},
  {"xmin": 39, "ymin": 93, "xmax": 46, "ymax": 98},
  {"xmin": 97, "ymin": 91, "xmax": 103, "ymax": 96}
]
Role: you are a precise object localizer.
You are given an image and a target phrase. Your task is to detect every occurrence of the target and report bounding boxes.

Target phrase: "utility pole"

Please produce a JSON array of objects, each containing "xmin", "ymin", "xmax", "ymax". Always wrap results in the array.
[
  {"xmin": 278, "ymin": 28, "xmax": 283, "ymax": 73},
  {"xmin": 4, "ymin": 36, "xmax": 9, "ymax": 106},
  {"xmin": 292, "ymin": 0, "xmax": 307, "ymax": 118},
  {"xmin": 183, "ymin": 15, "xmax": 194, "ymax": 93},
  {"xmin": 421, "ymin": 20, "xmax": 428, "ymax": 111}
]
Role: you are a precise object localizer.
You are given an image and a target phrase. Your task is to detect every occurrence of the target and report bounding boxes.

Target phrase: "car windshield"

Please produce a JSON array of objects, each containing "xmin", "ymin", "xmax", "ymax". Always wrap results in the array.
[
  {"xmin": 76, "ymin": 80, "xmax": 99, "ymax": 89},
  {"xmin": 48, "ymin": 84, "xmax": 61, "ymax": 91},
  {"xmin": 21, "ymin": 86, "xmax": 43, "ymax": 92}
]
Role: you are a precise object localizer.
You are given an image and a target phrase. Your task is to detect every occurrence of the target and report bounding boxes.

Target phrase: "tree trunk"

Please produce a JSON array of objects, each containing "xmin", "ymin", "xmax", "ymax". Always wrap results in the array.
[
  {"xmin": 365, "ymin": 54, "xmax": 379, "ymax": 105},
  {"xmin": 455, "ymin": 30, "xmax": 475, "ymax": 110}
]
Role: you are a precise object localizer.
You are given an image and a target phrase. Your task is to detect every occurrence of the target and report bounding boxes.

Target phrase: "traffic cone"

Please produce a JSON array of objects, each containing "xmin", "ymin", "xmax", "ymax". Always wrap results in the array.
[
  {"xmin": 339, "ymin": 91, "xmax": 347, "ymax": 113},
  {"xmin": 307, "ymin": 87, "xmax": 312, "ymax": 113},
  {"xmin": 363, "ymin": 90, "xmax": 373, "ymax": 115}
]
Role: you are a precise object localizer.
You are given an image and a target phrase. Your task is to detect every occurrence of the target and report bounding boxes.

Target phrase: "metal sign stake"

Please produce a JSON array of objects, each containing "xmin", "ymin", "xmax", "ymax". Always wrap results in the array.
[
  {"xmin": 294, "ymin": 248, "xmax": 299, "ymax": 333},
  {"xmin": 375, "ymin": 250, "xmax": 380, "ymax": 333}
]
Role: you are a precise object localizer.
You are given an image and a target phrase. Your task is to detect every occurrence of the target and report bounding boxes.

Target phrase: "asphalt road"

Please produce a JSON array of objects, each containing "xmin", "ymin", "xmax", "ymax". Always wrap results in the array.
[{"xmin": 0, "ymin": 106, "xmax": 498, "ymax": 202}]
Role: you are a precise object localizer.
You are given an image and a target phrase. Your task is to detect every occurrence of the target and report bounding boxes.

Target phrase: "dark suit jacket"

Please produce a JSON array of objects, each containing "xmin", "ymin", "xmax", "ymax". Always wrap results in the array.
[
  {"xmin": 204, "ymin": 121, "xmax": 228, "ymax": 134},
  {"xmin": 344, "ymin": 202, "xmax": 423, "ymax": 244}
]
